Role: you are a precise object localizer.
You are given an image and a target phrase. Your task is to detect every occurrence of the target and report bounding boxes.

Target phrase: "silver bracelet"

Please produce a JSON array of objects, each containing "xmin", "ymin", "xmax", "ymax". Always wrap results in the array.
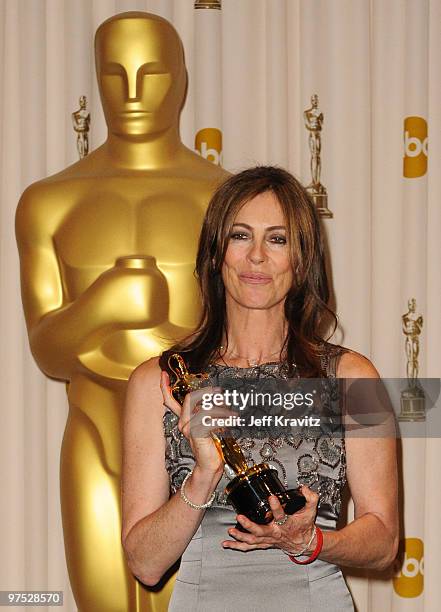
[
  {"xmin": 282, "ymin": 525, "xmax": 317, "ymax": 557},
  {"xmin": 180, "ymin": 469, "xmax": 216, "ymax": 510}
]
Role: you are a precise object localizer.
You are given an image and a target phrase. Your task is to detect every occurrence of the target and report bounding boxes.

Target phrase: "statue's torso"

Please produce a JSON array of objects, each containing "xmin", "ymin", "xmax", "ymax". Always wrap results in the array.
[
  {"xmin": 49, "ymin": 175, "xmax": 206, "ymax": 382},
  {"xmin": 51, "ymin": 175, "xmax": 205, "ymax": 297},
  {"xmin": 20, "ymin": 152, "xmax": 228, "ymax": 469}
]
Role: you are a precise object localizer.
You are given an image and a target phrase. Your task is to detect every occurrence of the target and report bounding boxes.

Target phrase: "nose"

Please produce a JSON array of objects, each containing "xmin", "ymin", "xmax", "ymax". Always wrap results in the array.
[
  {"xmin": 126, "ymin": 70, "xmax": 139, "ymax": 101},
  {"xmin": 247, "ymin": 239, "xmax": 266, "ymax": 264}
]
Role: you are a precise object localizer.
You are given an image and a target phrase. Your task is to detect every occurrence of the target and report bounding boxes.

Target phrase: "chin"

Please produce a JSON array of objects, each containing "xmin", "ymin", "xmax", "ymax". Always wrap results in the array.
[
  {"xmin": 234, "ymin": 297, "xmax": 279, "ymax": 310},
  {"xmin": 110, "ymin": 118, "xmax": 169, "ymax": 139},
  {"xmin": 239, "ymin": 292, "xmax": 289, "ymax": 311}
]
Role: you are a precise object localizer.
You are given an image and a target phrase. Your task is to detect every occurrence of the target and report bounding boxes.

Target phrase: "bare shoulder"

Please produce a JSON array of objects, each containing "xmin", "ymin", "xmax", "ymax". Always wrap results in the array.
[
  {"xmin": 126, "ymin": 356, "xmax": 164, "ymax": 407},
  {"xmin": 337, "ymin": 349, "xmax": 380, "ymax": 379},
  {"xmin": 129, "ymin": 356, "xmax": 162, "ymax": 387}
]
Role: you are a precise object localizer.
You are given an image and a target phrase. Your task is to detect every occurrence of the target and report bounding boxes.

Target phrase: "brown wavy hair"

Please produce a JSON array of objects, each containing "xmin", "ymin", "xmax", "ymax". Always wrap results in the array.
[{"xmin": 161, "ymin": 165, "xmax": 337, "ymax": 377}]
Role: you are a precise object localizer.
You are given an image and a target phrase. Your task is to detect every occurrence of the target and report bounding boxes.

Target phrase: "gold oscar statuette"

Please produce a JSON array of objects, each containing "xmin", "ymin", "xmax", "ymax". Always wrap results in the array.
[
  {"xmin": 71, "ymin": 95, "xmax": 90, "ymax": 159},
  {"xmin": 304, "ymin": 94, "xmax": 333, "ymax": 218},
  {"xmin": 168, "ymin": 354, "xmax": 306, "ymax": 530},
  {"xmin": 399, "ymin": 298, "xmax": 425, "ymax": 421},
  {"xmin": 16, "ymin": 11, "xmax": 229, "ymax": 612}
]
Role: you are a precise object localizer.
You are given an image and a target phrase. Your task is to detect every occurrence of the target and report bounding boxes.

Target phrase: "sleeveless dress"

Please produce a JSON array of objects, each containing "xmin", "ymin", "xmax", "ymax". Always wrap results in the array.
[{"xmin": 162, "ymin": 346, "xmax": 355, "ymax": 612}]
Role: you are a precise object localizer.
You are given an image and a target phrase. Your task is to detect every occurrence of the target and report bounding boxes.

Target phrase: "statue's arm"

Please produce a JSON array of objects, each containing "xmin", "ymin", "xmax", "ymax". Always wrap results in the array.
[
  {"xmin": 15, "ymin": 185, "xmax": 153, "ymax": 380},
  {"xmin": 303, "ymin": 110, "xmax": 310, "ymax": 128}
]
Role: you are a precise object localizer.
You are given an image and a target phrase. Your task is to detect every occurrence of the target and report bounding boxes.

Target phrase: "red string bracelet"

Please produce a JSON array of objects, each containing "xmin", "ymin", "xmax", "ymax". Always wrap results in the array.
[{"xmin": 289, "ymin": 525, "xmax": 324, "ymax": 564}]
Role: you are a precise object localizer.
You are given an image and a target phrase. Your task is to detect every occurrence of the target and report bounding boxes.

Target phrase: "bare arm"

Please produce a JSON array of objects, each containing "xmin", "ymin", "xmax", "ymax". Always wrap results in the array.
[
  {"xmin": 121, "ymin": 358, "xmax": 223, "ymax": 586},
  {"xmin": 303, "ymin": 351, "xmax": 399, "ymax": 570}
]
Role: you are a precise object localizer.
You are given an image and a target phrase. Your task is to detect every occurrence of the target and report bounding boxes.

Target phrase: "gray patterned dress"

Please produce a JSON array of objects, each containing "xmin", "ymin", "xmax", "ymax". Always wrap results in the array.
[{"xmin": 162, "ymin": 347, "xmax": 355, "ymax": 611}]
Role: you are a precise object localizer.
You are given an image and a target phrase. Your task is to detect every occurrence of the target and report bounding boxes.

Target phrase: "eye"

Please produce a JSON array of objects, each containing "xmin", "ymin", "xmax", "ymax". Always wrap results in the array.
[
  {"xmin": 229, "ymin": 232, "xmax": 249, "ymax": 240},
  {"xmin": 102, "ymin": 62, "xmax": 126, "ymax": 76},
  {"xmin": 269, "ymin": 234, "xmax": 287, "ymax": 244}
]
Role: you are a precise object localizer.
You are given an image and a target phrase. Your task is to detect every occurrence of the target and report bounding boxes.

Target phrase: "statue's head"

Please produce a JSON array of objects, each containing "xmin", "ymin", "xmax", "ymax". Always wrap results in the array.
[
  {"xmin": 311, "ymin": 94, "xmax": 318, "ymax": 108},
  {"xmin": 95, "ymin": 12, "xmax": 186, "ymax": 139},
  {"xmin": 408, "ymin": 298, "xmax": 416, "ymax": 312},
  {"xmin": 79, "ymin": 95, "xmax": 87, "ymax": 109}
]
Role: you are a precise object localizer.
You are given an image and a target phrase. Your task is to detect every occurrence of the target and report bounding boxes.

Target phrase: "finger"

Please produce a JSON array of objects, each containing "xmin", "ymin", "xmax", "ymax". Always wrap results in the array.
[
  {"xmin": 234, "ymin": 515, "xmax": 269, "ymax": 538},
  {"xmin": 268, "ymin": 495, "xmax": 287, "ymax": 523},
  {"xmin": 159, "ymin": 370, "xmax": 169, "ymax": 396},
  {"xmin": 222, "ymin": 539, "xmax": 272, "ymax": 552},
  {"xmin": 160, "ymin": 371, "xmax": 182, "ymax": 416},
  {"xmin": 179, "ymin": 398, "xmax": 193, "ymax": 435},
  {"xmin": 188, "ymin": 404, "xmax": 238, "ymax": 440},
  {"xmin": 179, "ymin": 395, "xmax": 213, "ymax": 436},
  {"xmin": 160, "ymin": 371, "xmax": 173, "ymax": 400},
  {"xmin": 182, "ymin": 386, "xmax": 223, "ymax": 417},
  {"xmin": 222, "ymin": 540, "xmax": 254, "ymax": 551},
  {"xmin": 227, "ymin": 521, "xmax": 274, "ymax": 545},
  {"xmin": 186, "ymin": 413, "xmax": 214, "ymax": 440},
  {"xmin": 298, "ymin": 484, "xmax": 320, "ymax": 509},
  {"xmin": 176, "ymin": 386, "xmax": 224, "ymax": 435},
  {"xmin": 226, "ymin": 527, "xmax": 258, "ymax": 545},
  {"xmin": 191, "ymin": 386, "xmax": 224, "ymax": 412},
  {"xmin": 177, "ymin": 387, "xmax": 201, "ymax": 433}
]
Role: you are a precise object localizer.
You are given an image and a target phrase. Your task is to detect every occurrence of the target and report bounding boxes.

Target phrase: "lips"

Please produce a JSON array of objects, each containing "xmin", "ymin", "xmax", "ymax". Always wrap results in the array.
[{"xmin": 239, "ymin": 273, "xmax": 272, "ymax": 284}]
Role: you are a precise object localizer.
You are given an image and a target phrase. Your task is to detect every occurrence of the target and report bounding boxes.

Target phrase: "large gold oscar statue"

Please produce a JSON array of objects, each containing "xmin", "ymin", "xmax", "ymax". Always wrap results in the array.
[{"xmin": 15, "ymin": 12, "xmax": 229, "ymax": 612}]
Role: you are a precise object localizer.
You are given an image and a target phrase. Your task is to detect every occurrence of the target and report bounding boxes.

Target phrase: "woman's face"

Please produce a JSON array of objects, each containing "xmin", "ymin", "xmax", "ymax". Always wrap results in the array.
[{"xmin": 221, "ymin": 191, "xmax": 294, "ymax": 310}]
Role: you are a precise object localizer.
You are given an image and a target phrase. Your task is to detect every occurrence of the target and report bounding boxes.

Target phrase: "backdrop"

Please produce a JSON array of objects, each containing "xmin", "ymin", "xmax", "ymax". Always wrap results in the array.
[{"xmin": 1, "ymin": 0, "xmax": 440, "ymax": 610}]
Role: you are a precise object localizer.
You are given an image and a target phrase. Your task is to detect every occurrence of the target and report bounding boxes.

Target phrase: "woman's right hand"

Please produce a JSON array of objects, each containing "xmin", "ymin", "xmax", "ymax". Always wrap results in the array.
[{"xmin": 160, "ymin": 371, "xmax": 225, "ymax": 476}]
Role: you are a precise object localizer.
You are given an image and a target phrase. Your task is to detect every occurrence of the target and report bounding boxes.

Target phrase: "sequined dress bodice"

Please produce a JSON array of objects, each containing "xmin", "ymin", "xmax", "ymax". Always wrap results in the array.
[{"xmin": 163, "ymin": 350, "xmax": 347, "ymax": 527}]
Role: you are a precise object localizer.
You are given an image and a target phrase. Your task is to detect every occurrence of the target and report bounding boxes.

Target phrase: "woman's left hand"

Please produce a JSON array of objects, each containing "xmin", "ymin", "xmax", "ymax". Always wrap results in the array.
[{"xmin": 222, "ymin": 485, "xmax": 320, "ymax": 555}]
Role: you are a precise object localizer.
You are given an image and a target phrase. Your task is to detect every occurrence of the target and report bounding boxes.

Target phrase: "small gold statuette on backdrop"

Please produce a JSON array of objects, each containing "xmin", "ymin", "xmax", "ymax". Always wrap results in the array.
[
  {"xmin": 72, "ymin": 95, "xmax": 90, "ymax": 159},
  {"xmin": 168, "ymin": 353, "xmax": 306, "ymax": 530},
  {"xmin": 194, "ymin": 0, "xmax": 221, "ymax": 9},
  {"xmin": 399, "ymin": 298, "xmax": 425, "ymax": 421},
  {"xmin": 304, "ymin": 94, "xmax": 333, "ymax": 218}
]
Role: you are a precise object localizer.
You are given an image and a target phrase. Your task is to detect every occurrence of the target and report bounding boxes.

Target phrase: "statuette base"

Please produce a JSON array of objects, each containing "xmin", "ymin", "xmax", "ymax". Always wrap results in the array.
[
  {"xmin": 399, "ymin": 388, "xmax": 426, "ymax": 421},
  {"xmin": 307, "ymin": 190, "xmax": 333, "ymax": 218}
]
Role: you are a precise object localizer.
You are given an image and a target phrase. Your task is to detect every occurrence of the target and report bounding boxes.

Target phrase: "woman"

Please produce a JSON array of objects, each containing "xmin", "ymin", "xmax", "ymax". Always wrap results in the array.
[{"xmin": 122, "ymin": 166, "xmax": 399, "ymax": 611}]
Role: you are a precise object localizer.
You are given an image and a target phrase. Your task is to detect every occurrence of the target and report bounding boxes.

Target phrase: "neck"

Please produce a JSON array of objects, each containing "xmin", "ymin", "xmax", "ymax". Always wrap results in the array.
[
  {"xmin": 105, "ymin": 125, "xmax": 183, "ymax": 169},
  {"xmin": 222, "ymin": 298, "xmax": 288, "ymax": 363}
]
